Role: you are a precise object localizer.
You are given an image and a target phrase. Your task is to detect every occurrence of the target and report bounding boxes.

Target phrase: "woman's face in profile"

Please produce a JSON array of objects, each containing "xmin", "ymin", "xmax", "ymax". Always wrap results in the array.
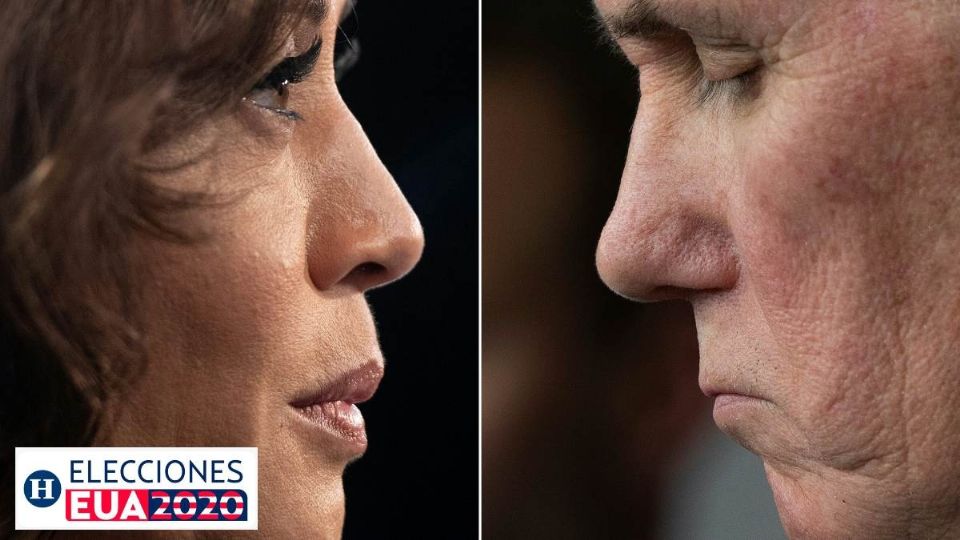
[
  {"xmin": 596, "ymin": 0, "xmax": 960, "ymax": 536},
  {"xmin": 101, "ymin": 1, "xmax": 424, "ymax": 537}
]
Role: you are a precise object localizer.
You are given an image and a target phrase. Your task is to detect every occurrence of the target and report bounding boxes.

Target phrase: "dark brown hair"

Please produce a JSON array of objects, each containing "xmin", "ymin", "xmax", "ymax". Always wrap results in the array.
[{"xmin": 0, "ymin": 0, "xmax": 312, "ymax": 531}]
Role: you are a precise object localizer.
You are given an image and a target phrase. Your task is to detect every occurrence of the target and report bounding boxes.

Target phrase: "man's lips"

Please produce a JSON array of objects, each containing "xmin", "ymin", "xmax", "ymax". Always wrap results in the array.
[
  {"xmin": 699, "ymin": 376, "xmax": 765, "ymax": 400},
  {"xmin": 290, "ymin": 361, "xmax": 384, "ymax": 452},
  {"xmin": 701, "ymin": 381, "xmax": 773, "ymax": 415}
]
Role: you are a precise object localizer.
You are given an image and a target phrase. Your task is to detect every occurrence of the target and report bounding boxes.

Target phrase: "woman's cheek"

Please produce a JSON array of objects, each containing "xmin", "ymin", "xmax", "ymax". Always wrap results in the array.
[{"xmin": 135, "ymin": 154, "xmax": 308, "ymax": 363}]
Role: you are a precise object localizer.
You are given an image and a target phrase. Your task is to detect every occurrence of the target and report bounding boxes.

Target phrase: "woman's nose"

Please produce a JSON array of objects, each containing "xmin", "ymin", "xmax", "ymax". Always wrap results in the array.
[
  {"xmin": 595, "ymin": 114, "xmax": 738, "ymax": 302},
  {"xmin": 305, "ymin": 110, "xmax": 425, "ymax": 293},
  {"xmin": 315, "ymin": 199, "xmax": 424, "ymax": 293}
]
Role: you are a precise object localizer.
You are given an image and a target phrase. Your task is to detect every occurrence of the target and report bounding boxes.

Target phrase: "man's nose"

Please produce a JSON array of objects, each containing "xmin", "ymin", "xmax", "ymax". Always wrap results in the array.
[{"xmin": 595, "ymin": 115, "xmax": 739, "ymax": 302}]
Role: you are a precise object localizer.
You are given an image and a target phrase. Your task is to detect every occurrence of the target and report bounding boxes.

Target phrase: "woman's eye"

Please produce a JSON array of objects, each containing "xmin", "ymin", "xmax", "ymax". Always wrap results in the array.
[
  {"xmin": 245, "ymin": 37, "xmax": 323, "ymax": 121},
  {"xmin": 247, "ymin": 80, "xmax": 299, "ymax": 120}
]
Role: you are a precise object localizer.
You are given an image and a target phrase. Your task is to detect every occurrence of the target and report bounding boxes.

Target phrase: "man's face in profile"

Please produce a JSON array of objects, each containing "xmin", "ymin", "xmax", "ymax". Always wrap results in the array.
[{"xmin": 595, "ymin": 0, "xmax": 960, "ymax": 536}]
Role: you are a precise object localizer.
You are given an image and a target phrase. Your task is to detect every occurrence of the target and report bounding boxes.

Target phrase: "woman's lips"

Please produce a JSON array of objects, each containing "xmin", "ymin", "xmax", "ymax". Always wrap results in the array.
[{"xmin": 291, "ymin": 361, "xmax": 384, "ymax": 453}]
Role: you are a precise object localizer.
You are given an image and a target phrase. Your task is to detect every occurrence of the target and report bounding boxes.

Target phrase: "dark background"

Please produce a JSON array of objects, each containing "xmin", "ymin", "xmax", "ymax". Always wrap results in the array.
[
  {"xmin": 336, "ymin": 2, "xmax": 478, "ymax": 538},
  {"xmin": 482, "ymin": 0, "xmax": 699, "ymax": 536},
  {"xmin": 482, "ymin": 1, "xmax": 782, "ymax": 539}
]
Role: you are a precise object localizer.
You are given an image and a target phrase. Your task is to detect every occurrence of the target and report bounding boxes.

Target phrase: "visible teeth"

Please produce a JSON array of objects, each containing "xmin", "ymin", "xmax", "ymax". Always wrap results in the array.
[
  {"xmin": 321, "ymin": 402, "xmax": 337, "ymax": 417},
  {"xmin": 307, "ymin": 401, "xmax": 364, "ymax": 429}
]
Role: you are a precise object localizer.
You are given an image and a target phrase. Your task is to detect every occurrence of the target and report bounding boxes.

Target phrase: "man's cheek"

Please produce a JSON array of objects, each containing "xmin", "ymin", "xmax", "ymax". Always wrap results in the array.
[
  {"xmin": 730, "ymin": 127, "xmax": 832, "ymax": 312},
  {"xmin": 733, "ymin": 117, "xmax": 884, "ymax": 333},
  {"xmin": 730, "ymin": 120, "xmax": 909, "ymax": 454}
]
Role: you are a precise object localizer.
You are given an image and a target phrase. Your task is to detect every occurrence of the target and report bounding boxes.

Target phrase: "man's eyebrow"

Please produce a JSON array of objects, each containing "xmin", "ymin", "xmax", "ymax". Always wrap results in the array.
[{"xmin": 599, "ymin": 0, "xmax": 677, "ymax": 40}]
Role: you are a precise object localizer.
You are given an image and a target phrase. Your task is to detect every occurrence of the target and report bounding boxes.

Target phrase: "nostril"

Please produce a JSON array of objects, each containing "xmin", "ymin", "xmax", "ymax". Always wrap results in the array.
[
  {"xmin": 596, "ymin": 212, "xmax": 739, "ymax": 302},
  {"xmin": 348, "ymin": 262, "xmax": 387, "ymax": 283},
  {"xmin": 645, "ymin": 285, "xmax": 728, "ymax": 303}
]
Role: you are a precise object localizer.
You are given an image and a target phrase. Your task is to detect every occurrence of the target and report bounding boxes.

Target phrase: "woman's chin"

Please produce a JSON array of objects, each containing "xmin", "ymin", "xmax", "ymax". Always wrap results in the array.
[
  {"xmin": 286, "ymin": 405, "xmax": 371, "ymax": 467},
  {"xmin": 258, "ymin": 448, "xmax": 348, "ymax": 539}
]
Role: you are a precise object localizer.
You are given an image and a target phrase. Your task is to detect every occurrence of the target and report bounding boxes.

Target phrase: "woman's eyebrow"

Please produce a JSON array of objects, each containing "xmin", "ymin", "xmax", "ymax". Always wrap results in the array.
[{"xmin": 305, "ymin": 0, "xmax": 329, "ymax": 24}]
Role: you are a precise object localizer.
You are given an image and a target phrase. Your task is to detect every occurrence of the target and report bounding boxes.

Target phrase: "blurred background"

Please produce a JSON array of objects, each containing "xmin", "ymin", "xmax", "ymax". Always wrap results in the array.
[
  {"xmin": 335, "ymin": 2, "xmax": 478, "ymax": 538},
  {"xmin": 482, "ymin": 1, "xmax": 784, "ymax": 538}
]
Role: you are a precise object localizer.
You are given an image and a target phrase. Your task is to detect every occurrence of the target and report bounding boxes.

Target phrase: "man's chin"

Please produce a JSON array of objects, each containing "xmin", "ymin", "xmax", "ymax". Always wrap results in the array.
[
  {"xmin": 710, "ymin": 396, "xmax": 824, "ymax": 475},
  {"xmin": 762, "ymin": 460, "xmax": 900, "ymax": 540},
  {"xmin": 763, "ymin": 464, "xmax": 831, "ymax": 539},
  {"xmin": 711, "ymin": 394, "xmax": 786, "ymax": 456}
]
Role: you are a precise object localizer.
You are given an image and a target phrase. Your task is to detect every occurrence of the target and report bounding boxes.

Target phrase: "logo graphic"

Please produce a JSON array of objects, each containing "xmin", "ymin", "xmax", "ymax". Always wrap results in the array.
[
  {"xmin": 15, "ymin": 447, "xmax": 258, "ymax": 531},
  {"xmin": 23, "ymin": 470, "xmax": 61, "ymax": 508}
]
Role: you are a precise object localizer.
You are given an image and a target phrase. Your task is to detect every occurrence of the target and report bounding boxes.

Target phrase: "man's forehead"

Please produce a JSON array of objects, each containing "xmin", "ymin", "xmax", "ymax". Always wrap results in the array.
[
  {"xmin": 595, "ymin": 0, "xmax": 808, "ymax": 40},
  {"xmin": 594, "ymin": 0, "xmax": 801, "ymax": 16},
  {"xmin": 594, "ymin": 0, "xmax": 696, "ymax": 20}
]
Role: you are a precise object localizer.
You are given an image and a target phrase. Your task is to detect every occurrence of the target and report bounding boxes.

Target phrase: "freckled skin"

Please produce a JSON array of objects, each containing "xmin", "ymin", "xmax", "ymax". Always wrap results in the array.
[
  {"xmin": 596, "ymin": 0, "xmax": 960, "ymax": 537},
  {"xmin": 84, "ymin": 1, "xmax": 424, "ymax": 538}
]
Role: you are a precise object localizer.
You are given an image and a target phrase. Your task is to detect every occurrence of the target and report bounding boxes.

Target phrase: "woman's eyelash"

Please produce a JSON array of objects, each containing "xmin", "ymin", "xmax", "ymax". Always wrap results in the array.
[
  {"xmin": 260, "ymin": 37, "xmax": 323, "ymax": 89},
  {"xmin": 245, "ymin": 37, "xmax": 323, "ymax": 120}
]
